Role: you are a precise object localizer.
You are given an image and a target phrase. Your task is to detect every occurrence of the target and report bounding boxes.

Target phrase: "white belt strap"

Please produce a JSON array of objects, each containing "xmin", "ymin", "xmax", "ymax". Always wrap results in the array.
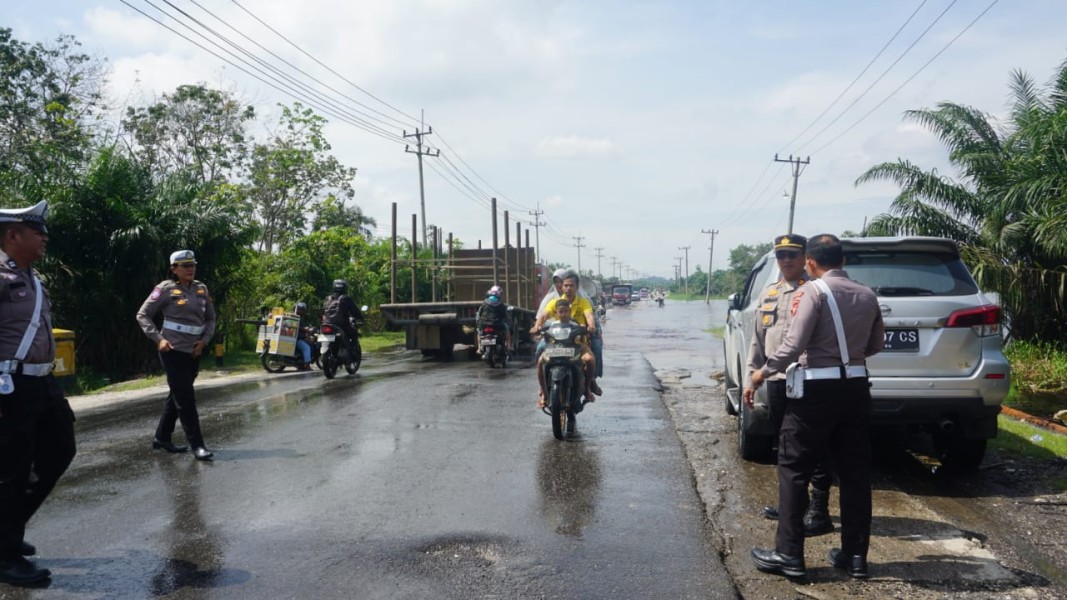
[
  {"xmin": 804, "ymin": 365, "xmax": 868, "ymax": 380},
  {"xmin": 163, "ymin": 320, "xmax": 205, "ymax": 336},
  {"xmin": 0, "ymin": 360, "xmax": 52, "ymax": 376}
]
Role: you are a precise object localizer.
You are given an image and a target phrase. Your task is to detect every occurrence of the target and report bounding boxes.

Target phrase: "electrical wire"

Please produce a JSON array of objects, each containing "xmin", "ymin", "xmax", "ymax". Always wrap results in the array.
[
  {"xmin": 811, "ymin": 0, "xmax": 999, "ymax": 155},
  {"xmin": 795, "ymin": 0, "xmax": 959, "ymax": 152},
  {"xmin": 779, "ymin": 0, "xmax": 929, "ymax": 153}
]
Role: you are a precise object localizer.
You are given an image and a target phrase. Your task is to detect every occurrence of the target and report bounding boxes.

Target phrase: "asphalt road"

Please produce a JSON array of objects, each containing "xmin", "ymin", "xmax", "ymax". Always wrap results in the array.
[{"xmin": 10, "ymin": 320, "xmax": 732, "ymax": 598}]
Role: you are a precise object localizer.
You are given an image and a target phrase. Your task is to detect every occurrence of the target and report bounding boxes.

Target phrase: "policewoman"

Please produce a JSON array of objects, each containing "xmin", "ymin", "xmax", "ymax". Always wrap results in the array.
[
  {"xmin": 749, "ymin": 234, "xmax": 884, "ymax": 580},
  {"xmin": 0, "ymin": 201, "xmax": 76, "ymax": 585},
  {"xmin": 136, "ymin": 250, "xmax": 216, "ymax": 461}
]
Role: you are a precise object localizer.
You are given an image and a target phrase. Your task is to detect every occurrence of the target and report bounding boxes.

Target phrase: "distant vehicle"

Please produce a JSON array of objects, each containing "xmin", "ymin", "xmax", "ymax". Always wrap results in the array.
[
  {"xmin": 639, "ymin": 288, "xmax": 650, "ymax": 299},
  {"xmin": 723, "ymin": 236, "xmax": 1010, "ymax": 470},
  {"xmin": 612, "ymin": 284, "xmax": 633, "ymax": 306},
  {"xmin": 631, "ymin": 292, "xmax": 641, "ymax": 301}
]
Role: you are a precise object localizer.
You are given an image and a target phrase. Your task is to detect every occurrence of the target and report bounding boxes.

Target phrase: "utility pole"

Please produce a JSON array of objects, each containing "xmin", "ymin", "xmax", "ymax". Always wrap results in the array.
[
  {"xmin": 674, "ymin": 257, "xmax": 683, "ymax": 288},
  {"xmin": 678, "ymin": 245, "xmax": 691, "ymax": 297},
  {"xmin": 573, "ymin": 235, "xmax": 585, "ymax": 275},
  {"xmin": 702, "ymin": 228, "xmax": 719, "ymax": 304},
  {"xmin": 774, "ymin": 154, "xmax": 810, "ymax": 235},
  {"xmin": 404, "ymin": 114, "xmax": 439, "ymax": 251},
  {"xmin": 610, "ymin": 257, "xmax": 619, "ymax": 281},
  {"xmin": 594, "ymin": 247, "xmax": 604, "ymax": 280},
  {"xmin": 528, "ymin": 203, "xmax": 545, "ymax": 264}
]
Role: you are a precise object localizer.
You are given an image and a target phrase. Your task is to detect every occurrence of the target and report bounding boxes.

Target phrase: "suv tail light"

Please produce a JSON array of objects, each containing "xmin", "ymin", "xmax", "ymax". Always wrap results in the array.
[{"xmin": 945, "ymin": 305, "xmax": 1001, "ymax": 337}]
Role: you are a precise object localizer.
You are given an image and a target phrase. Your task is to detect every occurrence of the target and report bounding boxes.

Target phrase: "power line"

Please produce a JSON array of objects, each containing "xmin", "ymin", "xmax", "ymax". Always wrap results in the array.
[
  {"xmin": 779, "ymin": 0, "xmax": 930, "ymax": 153},
  {"xmin": 811, "ymin": 0, "xmax": 1000, "ymax": 156},
  {"xmin": 795, "ymin": 0, "xmax": 959, "ymax": 153},
  {"xmin": 227, "ymin": 0, "xmax": 422, "ymax": 127}
]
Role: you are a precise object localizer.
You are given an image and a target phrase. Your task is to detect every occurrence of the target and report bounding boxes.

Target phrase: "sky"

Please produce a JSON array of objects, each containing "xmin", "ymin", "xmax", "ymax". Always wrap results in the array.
[{"xmin": 7, "ymin": 0, "xmax": 1067, "ymax": 280}]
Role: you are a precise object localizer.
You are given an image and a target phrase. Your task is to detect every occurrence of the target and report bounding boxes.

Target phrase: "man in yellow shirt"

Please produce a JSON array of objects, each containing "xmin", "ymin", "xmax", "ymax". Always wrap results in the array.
[{"xmin": 531, "ymin": 270, "xmax": 602, "ymax": 406}]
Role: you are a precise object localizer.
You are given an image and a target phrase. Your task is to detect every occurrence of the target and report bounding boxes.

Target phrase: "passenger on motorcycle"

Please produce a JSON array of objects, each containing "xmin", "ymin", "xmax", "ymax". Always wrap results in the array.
[
  {"xmin": 533, "ymin": 298, "xmax": 598, "ymax": 409},
  {"xmin": 321, "ymin": 279, "xmax": 363, "ymax": 356},
  {"xmin": 294, "ymin": 302, "xmax": 313, "ymax": 371},
  {"xmin": 475, "ymin": 285, "xmax": 512, "ymax": 353}
]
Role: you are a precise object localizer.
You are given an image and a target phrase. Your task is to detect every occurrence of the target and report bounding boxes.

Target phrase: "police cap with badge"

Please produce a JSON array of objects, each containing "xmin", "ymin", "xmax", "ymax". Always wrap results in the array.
[
  {"xmin": 170, "ymin": 249, "xmax": 197, "ymax": 265},
  {"xmin": 0, "ymin": 200, "xmax": 49, "ymax": 235},
  {"xmin": 773, "ymin": 234, "xmax": 807, "ymax": 256}
]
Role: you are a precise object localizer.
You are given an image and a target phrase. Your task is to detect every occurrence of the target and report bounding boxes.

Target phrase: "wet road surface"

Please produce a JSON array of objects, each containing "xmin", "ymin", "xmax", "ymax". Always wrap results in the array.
[{"xmin": 13, "ymin": 325, "xmax": 731, "ymax": 598}]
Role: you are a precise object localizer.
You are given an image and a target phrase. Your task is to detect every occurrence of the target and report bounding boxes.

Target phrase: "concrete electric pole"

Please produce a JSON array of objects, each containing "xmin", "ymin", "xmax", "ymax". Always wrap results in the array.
[
  {"xmin": 702, "ymin": 228, "xmax": 719, "ymax": 304},
  {"xmin": 774, "ymin": 154, "xmax": 810, "ymax": 235},
  {"xmin": 404, "ymin": 119, "xmax": 440, "ymax": 251}
]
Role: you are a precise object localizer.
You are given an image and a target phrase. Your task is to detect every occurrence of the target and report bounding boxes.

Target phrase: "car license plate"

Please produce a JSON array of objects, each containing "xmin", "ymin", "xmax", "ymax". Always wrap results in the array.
[
  {"xmin": 544, "ymin": 347, "xmax": 576, "ymax": 358},
  {"xmin": 480, "ymin": 337, "xmax": 496, "ymax": 346},
  {"xmin": 883, "ymin": 328, "xmax": 919, "ymax": 352},
  {"xmin": 320, "ymin": 334, "xmax": 336, "ymax": 342}
]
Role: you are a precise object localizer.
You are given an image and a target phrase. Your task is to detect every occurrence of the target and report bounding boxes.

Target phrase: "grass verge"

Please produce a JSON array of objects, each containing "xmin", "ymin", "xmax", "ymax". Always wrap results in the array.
[{"xmin": 992, "ymin": 414, "xmax": 1067, "ymax": 460}]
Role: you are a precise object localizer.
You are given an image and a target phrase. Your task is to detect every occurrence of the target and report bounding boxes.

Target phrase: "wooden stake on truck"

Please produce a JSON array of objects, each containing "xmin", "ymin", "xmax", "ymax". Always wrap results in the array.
[{"xmin": 380, "ymin": 199, "xmax": 549, "ymax": 359}]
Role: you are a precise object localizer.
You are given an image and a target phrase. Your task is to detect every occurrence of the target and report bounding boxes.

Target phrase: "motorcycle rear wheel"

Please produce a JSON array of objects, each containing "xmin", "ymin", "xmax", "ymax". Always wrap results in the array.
[{"xmin": 261, "ymin": 352, "xmax": 286, "ymax": 373}]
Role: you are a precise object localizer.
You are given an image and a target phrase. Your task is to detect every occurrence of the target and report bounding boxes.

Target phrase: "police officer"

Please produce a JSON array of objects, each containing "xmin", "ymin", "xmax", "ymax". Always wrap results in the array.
[
  {"xmin": 136, "ymin": 250, "xmax": 216, "ymax": 461},
  {"xmin": 749, "ymin": 234, "xmax": 884, "ymax": 579},
  {"xmin": 0, "ymin": 200, "xmax": 76, "ymax": 585},
  {"xmin": 743, "ymin": 234, "xmax": 834, "ymax": 537}
]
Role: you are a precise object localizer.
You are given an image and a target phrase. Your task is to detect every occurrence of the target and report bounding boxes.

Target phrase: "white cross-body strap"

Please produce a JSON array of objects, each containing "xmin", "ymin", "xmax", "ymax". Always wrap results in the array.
[
  {"xmin": 12, "ymin": 275, "xmax": 43, "ymax": 363},
  {"xmin": 811, "ymin": 278, "xmax": 850, "ymax": 366}
]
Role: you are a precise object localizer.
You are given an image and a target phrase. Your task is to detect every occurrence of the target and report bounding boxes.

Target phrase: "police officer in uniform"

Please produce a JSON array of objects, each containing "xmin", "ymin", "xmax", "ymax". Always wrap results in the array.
[
  {"xmin": 0, "ymin": 200, "xmax": 76, "ymax": 585},
  {"xmin": 749, "ymin": 234, "xmax": 884, "ymax": 579},
  {"xmin": 744, "ymin": 234, "xmax": 834, "ymax": 537},
  {"xmin": 137, "ymin": 250, "xmax": 216, "ymax": 461}
]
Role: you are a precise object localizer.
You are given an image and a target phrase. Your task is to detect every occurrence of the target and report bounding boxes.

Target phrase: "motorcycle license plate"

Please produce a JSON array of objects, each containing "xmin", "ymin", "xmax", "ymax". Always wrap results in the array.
[
  {"xmin": 480, "ymin": 337, "xmax": 496, "ymax": 346},
  {"xmin": 320, "ymin": 334, "xmax": 336, "ymax": 342},
  {"xmin": 544, "ymin": 347, "xmax": 576, "ymax": 358}
]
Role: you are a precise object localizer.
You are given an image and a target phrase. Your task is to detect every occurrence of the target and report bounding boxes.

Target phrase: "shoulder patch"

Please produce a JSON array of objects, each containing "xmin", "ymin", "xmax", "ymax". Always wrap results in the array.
[
  {"xmin": 148, "ymin": 287, "xmax": 163, "ymax": 302},
  {"xmin": 791, "ymin": 290, "xmax": 805, "ymax": 316}
]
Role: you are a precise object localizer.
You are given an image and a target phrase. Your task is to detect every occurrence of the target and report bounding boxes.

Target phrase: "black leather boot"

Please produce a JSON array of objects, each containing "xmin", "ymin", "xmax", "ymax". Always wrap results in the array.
[{"xmin": 804, "ymin": 488, "xmax": 834, "ymax": 536}]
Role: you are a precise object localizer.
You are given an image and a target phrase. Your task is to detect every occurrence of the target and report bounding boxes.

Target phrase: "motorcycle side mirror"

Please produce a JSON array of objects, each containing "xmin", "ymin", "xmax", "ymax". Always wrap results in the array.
[
  {"xmin": 506, "ymin": 305, "xmax": 515, "ymax": 313},
  {"xmin": 361, "ymin": 305, "xmax": 369, "ymax": 312}
]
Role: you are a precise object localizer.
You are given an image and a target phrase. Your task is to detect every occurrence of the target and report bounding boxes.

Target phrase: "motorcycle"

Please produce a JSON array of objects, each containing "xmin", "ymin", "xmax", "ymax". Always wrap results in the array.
[
  {"xmin": 318, "ymin": 306, "xmax": 368, "ymax": 379},
  {"xmin": 239, "ymin": 310, "xmax": 319, "ymax": 373},
  {"xmin": 539, "ymin": 320, "xmax": 591, "ymax": 440},
  {"xmin": 478, "ymin": 323, "xmax": 509, "ymax": 368},
  {"xmin": 656, "ymin": 296, "xmax": 665, "ymax": 307}
]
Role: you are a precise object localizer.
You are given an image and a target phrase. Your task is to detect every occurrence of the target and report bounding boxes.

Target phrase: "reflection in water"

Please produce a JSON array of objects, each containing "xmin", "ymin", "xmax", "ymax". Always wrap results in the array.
[
  {"xmin": 536, "ymin": 438, "xmax": 602, "ymax": 537},
  {"xmin": 150, "ymin": 460, "xmax": 227, "ymax": 597}
]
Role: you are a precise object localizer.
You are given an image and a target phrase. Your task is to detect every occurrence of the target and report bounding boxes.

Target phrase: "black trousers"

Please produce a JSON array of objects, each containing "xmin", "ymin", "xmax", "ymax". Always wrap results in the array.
[
  {"xmin": 155, "ymin": 350, "xmax": 205, "ymax": 449},
  {"xmin": 0, "ymin": 374, "xmax": 76, "ymax": 559},
  {"xmin": 768, "ymin": 380, "xmax": 833, "ymax": 492},
  {"xmin": 775, "ymin": 378, "xmax": 872, "ymax": 558}
]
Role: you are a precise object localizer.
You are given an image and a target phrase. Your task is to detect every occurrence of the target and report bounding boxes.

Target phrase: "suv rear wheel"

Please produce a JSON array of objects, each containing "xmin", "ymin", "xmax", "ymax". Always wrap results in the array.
[
  {"xmin": 934, "ymin": 434, "xmax": 987, "ymax": 472},
  {"xmin": 738, "ymin": 404, "xmax": 773, "ymax": 462}
]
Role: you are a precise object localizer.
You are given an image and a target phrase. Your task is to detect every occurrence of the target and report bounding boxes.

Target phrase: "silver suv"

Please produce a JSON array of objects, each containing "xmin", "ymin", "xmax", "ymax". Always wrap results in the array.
[{"xmin": 723, "ymin": 236, "xmax": 1010, "ymax": 469}]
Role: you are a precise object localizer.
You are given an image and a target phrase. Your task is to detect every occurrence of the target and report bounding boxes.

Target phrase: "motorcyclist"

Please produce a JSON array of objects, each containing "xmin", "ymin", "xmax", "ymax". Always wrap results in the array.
[
  {"xmin": 321, "ymin": 279, "xmax": 363, "ymax": 358},
  {"xmin": 294, "ymin": 302, "xmax": 313, "ymax": 371},
  {"xmin": 533, "ymin": 297, "xmax": 597, "ymax": 409},
  {"xmin": 531, "ymin": 270, "xmax": 601, "ymax": 406},
  {"xmin": 475, "ymin": 285, "xmax": 512, "ymax": 353}
]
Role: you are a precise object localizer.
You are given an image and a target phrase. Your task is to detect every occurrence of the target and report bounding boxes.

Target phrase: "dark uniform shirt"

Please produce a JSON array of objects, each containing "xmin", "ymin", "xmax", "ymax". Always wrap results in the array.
[
  {"xmin": 745, "ymin": 276, "xmax": 807, "ymax": 386},
  {"xmin": 0, "ymin": 250, "xmax": 54, "ymax": 363},
  {"xmin": 136, "ymin": 279, "xmax": 216, "ymax": 354},
  {"xmin": 761, "ymin": 269, "xmax": 884, "ymax": 376}
]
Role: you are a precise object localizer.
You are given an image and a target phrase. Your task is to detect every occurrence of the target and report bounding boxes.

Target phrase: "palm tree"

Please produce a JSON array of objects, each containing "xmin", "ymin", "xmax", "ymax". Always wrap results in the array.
[{"xmin": 856, "ymin": 58, "xmax": 1067, "ymax": 343}]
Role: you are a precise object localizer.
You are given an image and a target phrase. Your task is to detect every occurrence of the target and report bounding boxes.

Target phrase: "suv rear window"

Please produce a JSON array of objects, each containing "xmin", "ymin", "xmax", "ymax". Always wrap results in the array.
[{"xmin": 843, "ymin": 251, "xmax": 978, "ymax": 297}]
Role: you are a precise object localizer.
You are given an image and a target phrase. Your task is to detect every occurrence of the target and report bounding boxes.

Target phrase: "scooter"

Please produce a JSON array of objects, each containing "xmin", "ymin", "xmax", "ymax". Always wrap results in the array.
[
  {"xmin": 478, "ymin": 324, "xmax": 509, "ymax": 368},
  {"xmin": 539, "ymin": 321, "xmax": 591, "ymax": 440},
  {"xmin": 656, "ymin": 296, "xmax": 665, "ymax": 307}
]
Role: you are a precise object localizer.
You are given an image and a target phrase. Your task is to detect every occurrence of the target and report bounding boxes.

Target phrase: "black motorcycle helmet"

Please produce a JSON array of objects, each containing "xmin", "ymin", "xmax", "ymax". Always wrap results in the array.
[
  {"xmin": 295, "ymin": 301, "xmax": 307, "ymax": 316},
  {"xmin": 333, "ymin": 279, "xmax": 347, "ymax": 295}
]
